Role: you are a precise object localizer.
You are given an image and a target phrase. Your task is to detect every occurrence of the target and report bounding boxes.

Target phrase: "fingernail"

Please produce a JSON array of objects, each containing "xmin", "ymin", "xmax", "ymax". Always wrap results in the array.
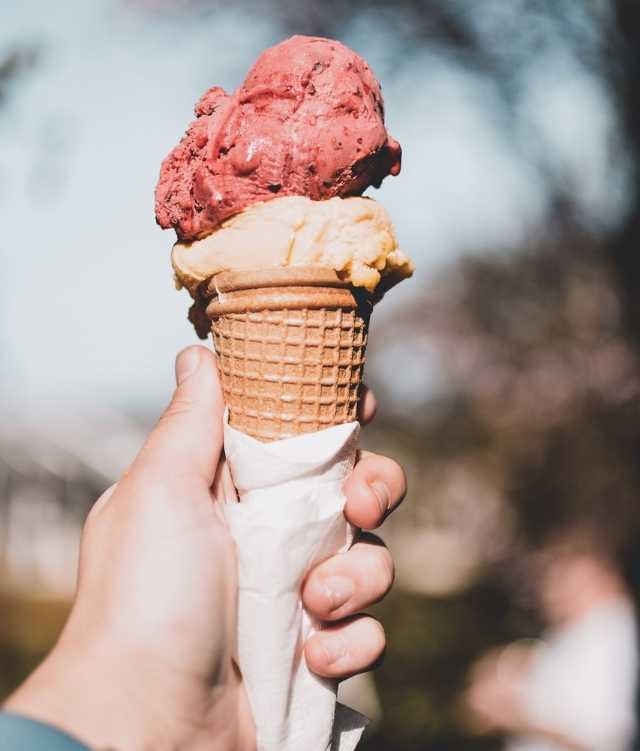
[
  {"xmin": 176, "ymin": 347, "xmax": 201, "ymax": 385},
  {"xmin": 370, "ymin": 480, "xmax": 390, "ymax": 516},
  {"xmin": 320, "ymin": 632, "xmax": 348, "ymax": 665},
  {"xmin": 323, "ymin": 576, "xmax": 354, "ymax": 611}
]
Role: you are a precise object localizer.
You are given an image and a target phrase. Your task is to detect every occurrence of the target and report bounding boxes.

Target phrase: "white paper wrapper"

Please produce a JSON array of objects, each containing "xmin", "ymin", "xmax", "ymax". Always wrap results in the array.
[{"xmin": 220, "ymin": 414, "xmax": 368, "ymax": 751}]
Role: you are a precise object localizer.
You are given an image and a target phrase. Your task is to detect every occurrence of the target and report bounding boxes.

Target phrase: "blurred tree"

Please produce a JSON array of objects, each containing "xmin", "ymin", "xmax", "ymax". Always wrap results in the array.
[
  {"xmin": 363, "ymin": 232, "xmax": 640, "ymax": 749},
  {"xmin": 0, "ymin": 46, "xmax": 38, "ymax": 108},
  {"xmin": 611, "ymin": 0, "xmax": 640, "ymax": 345}
]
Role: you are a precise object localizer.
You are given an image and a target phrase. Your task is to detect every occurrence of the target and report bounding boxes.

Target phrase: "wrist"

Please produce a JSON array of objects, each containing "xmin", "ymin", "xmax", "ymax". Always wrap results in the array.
[{"xmin": 5, "ymin": 636, "xmax": 184, "ymax": 750}]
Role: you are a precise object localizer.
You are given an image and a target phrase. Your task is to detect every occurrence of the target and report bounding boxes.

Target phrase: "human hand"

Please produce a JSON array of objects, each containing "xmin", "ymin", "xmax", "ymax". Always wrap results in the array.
[
  {"xmin": 464, "ymin": 642, "xmax": 535, "ymax": 734},
  {"xmin": 6, "ymin": 346, "xmax": 406, "ymax": 751}
]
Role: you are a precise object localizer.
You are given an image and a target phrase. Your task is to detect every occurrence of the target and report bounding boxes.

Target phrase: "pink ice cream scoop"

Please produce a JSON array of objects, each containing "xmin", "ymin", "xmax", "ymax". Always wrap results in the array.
[{"xmin": 155, "ymin": 35, "xmax": 402, "ymax": 242}]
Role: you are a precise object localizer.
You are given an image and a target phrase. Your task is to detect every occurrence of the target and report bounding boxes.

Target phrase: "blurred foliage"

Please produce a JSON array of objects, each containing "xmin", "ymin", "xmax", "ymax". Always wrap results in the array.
[
  {"xmin": 386, "ymin": 240, "xmax": 640, "ymax": 549},
  {"xmin": 174, "ymin": 0, "xmax": 611, "ymax": 64},
  {"xmin": 0, "ymin": 595, "xmax": 69, "ymax": 699},
  {"xmin": 355, "ymin": 236, "xmax": 640, "ymax": 748},
  {"xmin": 269, "ymin": 0, "xmax": 614, "ymax": 83},
  {"xmin": 611, "ymin": 0, "xmax": 640, "ymax": 350},
  {"xmin": 363, "ymin": 587, "xmax": 522, "ymax": 750}
]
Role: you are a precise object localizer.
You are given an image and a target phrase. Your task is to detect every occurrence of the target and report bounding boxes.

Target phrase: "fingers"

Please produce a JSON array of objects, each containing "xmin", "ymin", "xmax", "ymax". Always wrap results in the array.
[
  {"xmin": 303, "ymin": 533, "xmax": 392, "ymax": 681},
  {"xmin": 343, "ymin": 450, "xmax": 407, "ymax": 530},
  {"xmin": 130, "ymin": 346, "xmax": 225, "ymax": 487},
  {"xmin": 357, "ymin": 385, "xmax": 377, "ymax": 426},
  {"xmin": 305, "ymin": 615, "xmax": 386, "ymax": 680},
  {"xmin": 302, "ymin": 533, "xmax": 394, "ymax": 621},
  {"xmin": 353, "ymin": 385, "xmax": 406, "ymax": 528}
]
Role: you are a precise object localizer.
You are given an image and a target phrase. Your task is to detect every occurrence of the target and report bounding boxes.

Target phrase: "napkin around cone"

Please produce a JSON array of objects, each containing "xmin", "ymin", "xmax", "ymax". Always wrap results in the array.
[{"xmin": 219, "ymin": 413, "xmax": 368, "ymax": 751}]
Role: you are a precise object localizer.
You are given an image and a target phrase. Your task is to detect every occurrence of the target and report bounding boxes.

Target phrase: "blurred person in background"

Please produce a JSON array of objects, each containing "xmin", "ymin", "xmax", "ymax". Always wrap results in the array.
[{"xmin": 465, "ymin": 530, "xmax": 637, "ymax": 751}]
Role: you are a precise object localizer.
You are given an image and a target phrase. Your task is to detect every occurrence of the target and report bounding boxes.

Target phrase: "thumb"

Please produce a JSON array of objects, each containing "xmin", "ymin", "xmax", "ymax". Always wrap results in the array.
[{"xmin": 131, "ymin": 346, "xmax": 225, "ymax": 487}]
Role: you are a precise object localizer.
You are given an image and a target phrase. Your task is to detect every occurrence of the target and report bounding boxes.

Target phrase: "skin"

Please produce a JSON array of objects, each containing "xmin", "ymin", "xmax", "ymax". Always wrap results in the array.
[{"xmin": 4, "ymin": 345, "xmax": 407, "ymax": 751}]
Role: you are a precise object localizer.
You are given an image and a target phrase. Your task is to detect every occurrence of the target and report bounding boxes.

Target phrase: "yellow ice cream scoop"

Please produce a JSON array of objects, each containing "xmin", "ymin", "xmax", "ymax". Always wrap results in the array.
[{"xmin": 171, "ymin": 195, "xmax": 414, "ymax": 295}]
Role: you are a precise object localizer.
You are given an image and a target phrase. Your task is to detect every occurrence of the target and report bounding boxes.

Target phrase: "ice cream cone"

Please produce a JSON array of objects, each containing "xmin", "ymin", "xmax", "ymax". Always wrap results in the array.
[{"xmin": 204, "ymin": 267, "xmax": 372, "ymax": 442}]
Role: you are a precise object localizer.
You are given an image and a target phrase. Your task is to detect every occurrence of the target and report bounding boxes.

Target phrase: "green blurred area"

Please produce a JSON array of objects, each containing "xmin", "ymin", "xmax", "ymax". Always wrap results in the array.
[
  {"xmin": 0, "ymin": 594, "xmax": 69, "ymax": 700},
  {"xmin": 365, "ymin": 589, "xmax": 512, "ymax": 751}
]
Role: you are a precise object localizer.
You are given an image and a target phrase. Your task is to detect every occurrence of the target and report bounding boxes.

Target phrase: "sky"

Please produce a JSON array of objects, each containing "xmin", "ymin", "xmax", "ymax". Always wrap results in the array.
[{"xmin": 0, "ymin": 0, "xmax": 632, "ymax": 416}]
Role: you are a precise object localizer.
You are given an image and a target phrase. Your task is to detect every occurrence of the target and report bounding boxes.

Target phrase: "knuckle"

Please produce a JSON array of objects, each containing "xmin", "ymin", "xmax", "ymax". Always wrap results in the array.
[
  {"xmin": 365, "ymin": 618, "xmax": 387, "ymax": 661},
  {"xmin": 398, "ymin": 463, "xmax": 408, "ymax": 500},
  {"xmin": 360, "ymin": 543, "xmax": 395, "ymax": 598},
  {"xmin": 114, "ymin": 473, "xmax": 168, "ymax": 516},
  {"xmin": 159, "ymin": 395, "xmax": 194, "ymax": 423},
  {"xmin": 364, "ymin": 454, "xmax": 407, "ymax": 499},
  {"xmin": 374, "ymin": 548, "xmax": 395, "ymax": 597},
  {"xmin": 125, "ymin": 472, "xmax": 162, "ymax": 499},
  {"xmin": 375, "ymin": 455, "xmax": 408, "ymax": 503},
  {"xmin": 383, "ymin": 454, "xmax": 406, "ymax": 488}
]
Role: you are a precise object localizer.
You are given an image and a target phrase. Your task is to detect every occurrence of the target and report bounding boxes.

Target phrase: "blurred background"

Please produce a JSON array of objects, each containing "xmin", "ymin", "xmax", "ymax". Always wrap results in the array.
[{"xmin": 3, "ymin": 0, "xmax": 640, "ymax": 748}]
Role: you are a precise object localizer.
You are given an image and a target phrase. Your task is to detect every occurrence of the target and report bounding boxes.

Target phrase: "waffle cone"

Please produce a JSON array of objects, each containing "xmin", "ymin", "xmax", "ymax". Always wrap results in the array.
[{"xmin": 204, "ymin": 267, "xmax": 372, "ymax": 442}]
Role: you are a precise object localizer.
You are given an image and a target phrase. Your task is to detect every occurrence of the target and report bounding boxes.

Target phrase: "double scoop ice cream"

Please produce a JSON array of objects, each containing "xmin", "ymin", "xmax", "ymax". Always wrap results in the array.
[
  {"xmin": 155, "ymin": 34, "xmax": 414, "ymax": 437},
  {"xmin": 156, "ymin": 35, "xmax": 413, "ymax": 300}
]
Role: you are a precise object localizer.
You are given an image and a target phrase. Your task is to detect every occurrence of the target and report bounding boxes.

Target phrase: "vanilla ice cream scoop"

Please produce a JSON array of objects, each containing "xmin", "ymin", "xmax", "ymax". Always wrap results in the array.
[{"xmin": 171, "ymin": 195, "xmax": 414, "ymax": 295}]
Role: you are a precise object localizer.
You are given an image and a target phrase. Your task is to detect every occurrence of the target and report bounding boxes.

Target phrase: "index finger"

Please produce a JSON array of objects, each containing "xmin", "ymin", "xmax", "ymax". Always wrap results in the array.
[{"xmin": 357, "ymin": 385, "xmax": 377, "ymax": 426}]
